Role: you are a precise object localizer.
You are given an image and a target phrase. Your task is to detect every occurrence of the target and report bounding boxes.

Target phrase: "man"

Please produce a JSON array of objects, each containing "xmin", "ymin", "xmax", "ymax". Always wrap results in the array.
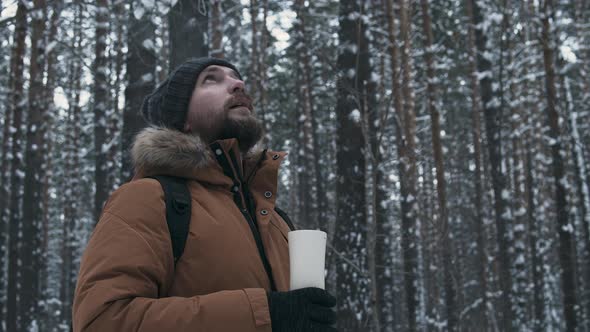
[{"xmin": 73, "ymin": 58, "xmax": 337, "ymax": 332}]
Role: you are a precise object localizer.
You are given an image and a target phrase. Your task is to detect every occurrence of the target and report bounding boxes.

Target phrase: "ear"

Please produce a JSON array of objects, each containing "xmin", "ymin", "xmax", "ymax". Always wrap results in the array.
[{"xmin": 183, "ymin": 122, "xmax": 191, "ymax": 133}]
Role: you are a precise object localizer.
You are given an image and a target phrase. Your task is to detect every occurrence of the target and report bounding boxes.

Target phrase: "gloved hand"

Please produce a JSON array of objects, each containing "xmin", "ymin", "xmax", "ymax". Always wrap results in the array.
[{"xmin": 267, "ymin": 287, "xmax": 337, "ymax": 332}]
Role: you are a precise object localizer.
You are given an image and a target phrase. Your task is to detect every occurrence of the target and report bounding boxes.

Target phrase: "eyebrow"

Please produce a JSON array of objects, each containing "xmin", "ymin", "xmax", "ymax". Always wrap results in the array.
[{"xmin": 199, "ymin": 66, "xmax": 240, "ymax": 81}]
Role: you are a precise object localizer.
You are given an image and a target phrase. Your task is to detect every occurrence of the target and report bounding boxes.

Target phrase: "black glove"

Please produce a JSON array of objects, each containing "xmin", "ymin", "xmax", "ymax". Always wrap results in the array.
[{"xmin": 267, "ymin": 287, "xmax": 337, "ymax": 332}]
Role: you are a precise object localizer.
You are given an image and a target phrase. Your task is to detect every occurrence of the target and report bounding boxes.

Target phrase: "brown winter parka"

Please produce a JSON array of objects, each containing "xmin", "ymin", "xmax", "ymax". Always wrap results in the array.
[{"xmin": 73, "ymin": 127, "xmax": 292, "ymax": 332}]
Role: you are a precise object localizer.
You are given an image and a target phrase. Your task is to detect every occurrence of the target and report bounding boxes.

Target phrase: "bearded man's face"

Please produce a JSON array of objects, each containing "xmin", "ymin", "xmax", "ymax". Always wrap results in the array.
[{"xmin": 184, "ymin": 65, "xmax": 262, "ymax": 152}]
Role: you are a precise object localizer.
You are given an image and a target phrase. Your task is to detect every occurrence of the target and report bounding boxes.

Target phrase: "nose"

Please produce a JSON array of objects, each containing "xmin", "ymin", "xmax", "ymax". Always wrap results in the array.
[{"xmin": 228, "ymin": 76, "xmax": 245, "ymax": 94}]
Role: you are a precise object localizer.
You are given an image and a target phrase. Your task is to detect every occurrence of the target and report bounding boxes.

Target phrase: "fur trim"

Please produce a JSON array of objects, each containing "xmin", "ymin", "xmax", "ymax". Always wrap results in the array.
[{"xmin": 131, "ymin": 127, "xmax": 212, "ymax": 176}]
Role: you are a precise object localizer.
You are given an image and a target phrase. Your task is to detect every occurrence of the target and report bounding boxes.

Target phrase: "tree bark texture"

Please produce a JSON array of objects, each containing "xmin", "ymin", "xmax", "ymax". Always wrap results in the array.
[
  {"xmin": 60, "ymin": 3, "xmax": 83, "ymax": 324},
  {"xmin": 420, "ymin": 0, "xmax": 457, "ymax": 329},
  {"xmin": 210, "ymin": 0, "xmax": 224, "ymax": 58},
  {"xmin": 168, "ymin": 0, "xmax": 208, "ymax": 69},
  {"xmin": 20, "ymin": 0, "xmax": 47, "ymax": 329},
  {"xmin": 334, "ymin": 0, "xmax": 371, "ymax": 329},
  {"xmin": 294, "ymin": 0, "xmax": 320, "ymax": 229},
  {"xmin": 121, "ymin": 1, "xmax": 157, "ymax": 181},
  {"xmin": 464, "ymin": 0, "xmax": 489, "ymax": 327},
  {"xmin": 93, "ymin": 0, "xmax": 110, "ymax": 223},
  {"xmin": 385, "ymin": 0, "xmax": 418, "ymax": 329},
  {"xmin": 541, "ymin": 1, "xmax": 578, "ymax": 330},
  {"xmin": 471, "ymin": 0, "xmax": 515, "ymax": 329},
  {"xmin": 5, "ymin": 3, "xmax": 28, "ymax": 331}
]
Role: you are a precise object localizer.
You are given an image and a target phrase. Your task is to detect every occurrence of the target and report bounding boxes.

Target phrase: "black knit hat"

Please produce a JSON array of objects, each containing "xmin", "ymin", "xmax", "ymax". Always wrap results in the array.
[{"xmin": 141, "ymin": 57, "xmax": 242, "ymax": 130}]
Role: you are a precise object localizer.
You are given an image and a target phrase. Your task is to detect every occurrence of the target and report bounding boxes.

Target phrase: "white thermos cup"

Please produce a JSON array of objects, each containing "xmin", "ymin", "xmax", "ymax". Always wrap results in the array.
[{"xmin": 288, "ymin": 230, "xmax": 327, "ymax": 290}]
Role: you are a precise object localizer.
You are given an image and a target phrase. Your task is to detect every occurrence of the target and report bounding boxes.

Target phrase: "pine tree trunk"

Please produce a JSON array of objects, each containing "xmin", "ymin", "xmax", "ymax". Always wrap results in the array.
[
  {"xmin": 470, "ymin": 0, "xmax": 515, "ymax": 329},
  {"xmin": 0, "ymin": 6, "xmax": 15, "ymax": 330},
  {"xmin": 375, "ymin": 31, "xmax": 393, "ymax": 331},
  {"xmin": 361, "ymin": 101, "xmax": 381, "ymax": 332},
  {"xmin": 121, "ymin": 1, "xmax": 157, "ymax": 181},
  {"xmin": 5, "ymin": 3, "xmax": 28, "ymax": 331},
  {"xmin": 360, "ymin": 4, "xmax": 384, "ymax": 328},
  {"xmin": 107, "ymin": 0, "xmax": 125, "ymax": 188},
  {"xmin": 249, "ymin": 0, "xmax": 259, "ymax": 101},
  {"xmin": 565, "ymin": 76, "xmax": 590, "ymax": 332},
  {"xmin": 503, "ymin": 5, "xmax": 528, "ymax": 328},
  {"xmin": 210, "ymin": 0, "xmax": 224, "ymax": 58},
  {"xmin": 464, "ymin": 0, "xmax": 489, "ymax": 327},
  {"xmin": 37, "ymin": 3, "xmax": 62, "ymax": 328},
  {"xmin": 168, "ymin": 0, "xmax": 208, "ymax": 69},
  {"xmin": 259, "ymin": 0, "xmax": 270, "ymax": 143},
  {"xmin": 334, "ymin": 0, "xmax": 371, "ymax": 329},
  {"xmin": 93, "ymin": 0, "xmax": 110, "ymax": 222},
  {"xmin": 400, "ymin": 0, "xmax": 420, "ymax": 330},
  {"xmin": 521, "ymin": 2, "xmax": 545, "ymax": 329},
  {"xmin": 420, "ymin": 156, "xmax": 436, "ymax": 330},
  {"xmin": 509, "ymin": 85, "xmax": 528, "ymax": 332},
  {"xmin": 384, "ymin": 0, "xmax": 418, "ymax": 329},
  {"xmin": 541, "ymin": 1, "xmax": 578, "ymax": 330},
  {"xmin": 524, "ymin": 145, "xmax": 546, "ymax": 331},
  {"xmin": 61, "ymin": 91, "xmax": 82, "ymax": 327},
  {"xmin": 60, "ymin": 5, "xmax": 82, "ymax": 325},
  {"xmin": 294, "ymin": 0, "xmax": 318, "ymax": 228},
  {"xmin": 419, "ymin": 0, "xmax": 457, "ymax": 329},
  {"xmin": 20, "ymin": 0, "xmax": 48, "ymax": 329}
]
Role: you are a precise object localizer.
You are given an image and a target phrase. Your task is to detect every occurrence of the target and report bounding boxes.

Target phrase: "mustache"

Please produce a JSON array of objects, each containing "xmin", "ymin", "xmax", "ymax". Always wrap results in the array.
[{"xmin": 225, "ymin": 93, "xmax": 253, "ymax": 111}]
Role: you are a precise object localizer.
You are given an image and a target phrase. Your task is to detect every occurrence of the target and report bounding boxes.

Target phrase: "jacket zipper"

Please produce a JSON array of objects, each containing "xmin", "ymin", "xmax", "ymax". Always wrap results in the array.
[{"xmin": 211, "ymin": 142, "xmax": 277, "ymax": 291}]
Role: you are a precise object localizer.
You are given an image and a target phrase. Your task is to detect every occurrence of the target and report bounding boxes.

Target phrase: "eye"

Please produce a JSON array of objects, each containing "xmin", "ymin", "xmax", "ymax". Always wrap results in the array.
[{"xmin": 202, "ymin": 74, "xmax": 216, "ymax": 83}]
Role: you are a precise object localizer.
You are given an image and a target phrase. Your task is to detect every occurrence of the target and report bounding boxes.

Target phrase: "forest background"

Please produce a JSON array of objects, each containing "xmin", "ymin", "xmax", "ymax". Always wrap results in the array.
[{"xmin": 0, "ymin": 0, "xmax": 589, "ymax": 331}]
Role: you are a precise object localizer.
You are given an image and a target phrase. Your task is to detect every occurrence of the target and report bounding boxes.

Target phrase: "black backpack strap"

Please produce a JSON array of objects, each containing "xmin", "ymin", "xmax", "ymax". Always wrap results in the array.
[
  {"xmin": 148, "ymin": 175, "xmax": 191, "ymax": 265},
  {"xmin": 274, "ymin": 207, "xmax": 296, "ymax": 231}
]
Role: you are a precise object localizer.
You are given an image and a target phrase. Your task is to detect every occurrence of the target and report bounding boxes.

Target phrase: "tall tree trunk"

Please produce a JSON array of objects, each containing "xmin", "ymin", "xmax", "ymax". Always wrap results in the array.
[
  {"xmin": 565, "ymin": 76, "xmax": 590, "ymax": 332},
  {"xmin": 93, "ymin": 0, "xmax": 110, "ymax": 222},
  {"xmin": 419, "ymin": 1, "xmax": 457, "ymax": 329},
  {"xmin": 503, "ymin": 4, "xmax": 528, "ymax": 329},
  {"xmin": 384, "ymin": 0, "xmax": 418, "ymax": 329},
  {"xmin": 60, "ymin": 5, "xmax": 83, "ymax": 322},
  {"xmin": 0, "ymin": 69, "xmax": 12, "ymax": 332},
  {"xmin": 470, "ymin": 0, "xmax": 515, "ymax": 329},
  {"xmin": 121, "ymin": 1, "xmax": 157, "ymax": 181},
  {"xmin": 258, "ymin": 0, "xmax": 270, "ymax": 144},
  {"xmin": 334, "ymin": 0, "xmax": 371, "ymax": 329},
  {"xmin": 372, "ymin": 2, "xmax": 394, "ymax": 329},
  {"xmin": 564, "ymin": 77, "xmax": 590, "ymax": 330},
  {"xmin": 61, "ymin": 86, "xmax": 82, "ymax": 327},
  {"xmin": 20, "ymin": 0, "xmax": 48, "ymax": 329},
  {"xmin": 168, "ymin": 0, "xmax": 208, "ymax": 69},
  {"xmin": 293, "ymin": 0, "xmax": 319, "ymax": 229},
  {"xmin": 521, "ymin": 2, "xmax": 545, "ymax": 329},
  {"xmin": 361, "ymin": 90, "xmax": 380, "ymax": 332},
  {"xmin": 107, "ymin": 0, "xmax": 126, "ymax": 189},
  {"xmin": 0, "ymin": 6, "xmax": 15, "ymax": 331},
  {"xmin": 399, "ymin": 0, "xmax": 420, "ymax": 330},
  {"xmin": 5, "ymin": 3, "xmax": 28, "ymax": 331},
  {"xmin": 361, "ymin": 4, "xmax": 385, "ymax": 330},
  {"xmin": 525, "ymin": 146, "xmax": 546, "ymax": 331},
  {"xmin": 210, "ymin": 0, "xmax": 224, "ymax": 58},
  {"xmin": 464, "ymin": 0, "xmax": 489, "ymax": 327},
  {"xmin": 541, "ymin": 1, "xmax": 578, "ymax": 330},
  {"xmin": 420, "ymin": 156, "xmax": 436, "ymax": 331},
  {"xmin": 38, "ymin": 0, "xmax": 63, "ymax": 331},
  {"xmin": 249, "ymin": 0, "xmax": 259, "ymax": 101}
]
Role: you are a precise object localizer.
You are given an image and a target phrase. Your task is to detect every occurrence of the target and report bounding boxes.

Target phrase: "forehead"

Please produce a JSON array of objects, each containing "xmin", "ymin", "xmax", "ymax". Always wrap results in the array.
[{"xmin": 198, "ymin": 65, "xmax": 240, "ymax": 79}]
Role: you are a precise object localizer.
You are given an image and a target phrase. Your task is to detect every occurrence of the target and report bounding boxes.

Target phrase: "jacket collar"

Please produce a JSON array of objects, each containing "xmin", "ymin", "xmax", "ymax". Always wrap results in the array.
[{"xmin": 130, "ymin": 126, "xmax": 285, "ymax": 189}]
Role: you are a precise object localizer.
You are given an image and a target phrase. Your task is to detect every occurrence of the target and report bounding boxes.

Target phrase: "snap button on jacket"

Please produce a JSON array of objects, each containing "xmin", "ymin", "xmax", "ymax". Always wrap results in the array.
[{"xmin": 73, "ymin": 127, "xmax": 291, "ymax": 332}]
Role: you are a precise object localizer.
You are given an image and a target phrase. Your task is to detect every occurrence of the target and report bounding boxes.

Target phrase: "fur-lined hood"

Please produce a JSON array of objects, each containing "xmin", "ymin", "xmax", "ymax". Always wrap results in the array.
[
  {"xmin": 131, "ymin": 127, "xmax": 213, "ymax": 178},
  {"xmin": 130, "ymin": 127, "xmax": 273, "ymax": 182}
]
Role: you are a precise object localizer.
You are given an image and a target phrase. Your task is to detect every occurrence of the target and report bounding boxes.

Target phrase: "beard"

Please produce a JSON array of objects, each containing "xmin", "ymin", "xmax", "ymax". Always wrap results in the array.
[{"xmin": 217, "ymin": 110, "xmax": 263, "ymax": 153}]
